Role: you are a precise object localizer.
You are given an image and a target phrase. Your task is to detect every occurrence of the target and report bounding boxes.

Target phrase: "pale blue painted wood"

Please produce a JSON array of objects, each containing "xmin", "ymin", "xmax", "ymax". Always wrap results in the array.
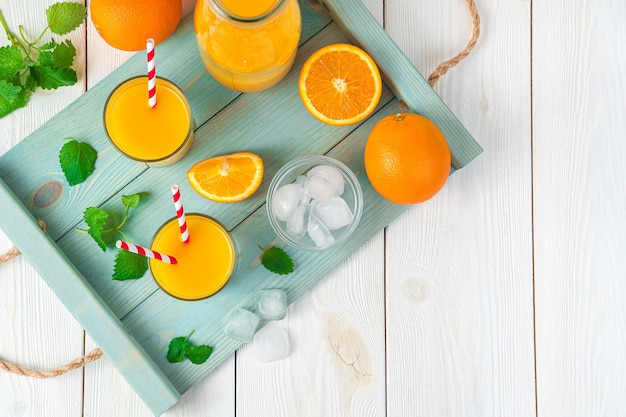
[{"xmin": 0, "ymin": 0, "xmax": 482, "ymax": 414}]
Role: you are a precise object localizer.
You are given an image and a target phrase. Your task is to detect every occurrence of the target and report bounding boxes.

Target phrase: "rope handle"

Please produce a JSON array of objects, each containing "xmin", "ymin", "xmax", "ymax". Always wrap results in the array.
[
  {"xmin": 0, "ymin": 349, "xmax": 103, "ymax": 379},
  {"xmin": 0, "ymin": 0, "xmax": 480, "ymax": 379},
  {"xmin": 428, "ymin": 0, "xmax": 481, "ymax": 87}
]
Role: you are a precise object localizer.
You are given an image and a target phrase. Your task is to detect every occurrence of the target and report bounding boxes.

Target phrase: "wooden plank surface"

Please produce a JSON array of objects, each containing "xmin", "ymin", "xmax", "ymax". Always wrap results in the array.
[
  {"xmin": 533, "ymin": 0, "xmax": 626, "ymax": 416},
  {"xmin": 1, "ymin": 0, "xmax": 624, "ymax": 416}
]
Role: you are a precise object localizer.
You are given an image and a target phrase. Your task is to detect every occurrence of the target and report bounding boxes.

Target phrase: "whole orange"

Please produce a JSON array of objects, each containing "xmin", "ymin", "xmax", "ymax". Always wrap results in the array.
[
  {"xmin": 364, "ymin": 113, "xmax": 451, "ymax": 204},
  {"xmin": 90, "ymin": 0, "xmax": 182, "ymax": 51}
]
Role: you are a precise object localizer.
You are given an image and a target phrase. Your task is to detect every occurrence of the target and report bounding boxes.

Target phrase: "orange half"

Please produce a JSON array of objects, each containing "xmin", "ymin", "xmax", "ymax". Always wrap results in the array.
[
  {"xmin": 187, "ymin": 152, "xmax": 264, "ymax": 202},
  {"xmin": 298, "ymin": 43, "xmax": 383, "ymax": 126}
]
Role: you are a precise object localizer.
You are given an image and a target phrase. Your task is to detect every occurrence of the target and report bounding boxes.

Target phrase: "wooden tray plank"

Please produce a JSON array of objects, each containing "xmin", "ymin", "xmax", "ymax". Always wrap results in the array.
[
  {"xmin": 121, "ymin": 99, "xmax": 408, "ymax": 393},
  {"xmin": 0, "ymin": 179, "xmax": 181, "ymax": 416},
  {"xmin": 319, "ymin": 0, "xmax": 483, "ymax": 168}
]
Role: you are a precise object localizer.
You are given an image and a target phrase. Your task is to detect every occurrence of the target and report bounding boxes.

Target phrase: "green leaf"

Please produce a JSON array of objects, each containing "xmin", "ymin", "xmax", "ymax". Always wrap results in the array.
[
  {"xmin": 260, "ymin": 246, "xmax": 294, "ymax": 275},
  {"xmin": 167, "ymin": 333, "xmax": 192, "ymax": 363},
  {"xmin": 37, "ymin": 41, "xmax": 75, "ymax": 70},
  {"xmin": 0, "ymin": 80, "xmax": 21, "ymax": 102},
  {"xmin": 39, "ymin": 39, "xmax": 59, "ymax": 51},
  {"xmin": 84, "ymin": 207, "xmax": 111, "ymax": 251},
  {"xmin": 186, "ymin": 345, "xmax": 213, "ymax": 365},
  {"xmin": 59, "ymin": 139, "xmax": 97, "ymax": 186},
  {"xmin": 166, "ymin": 331, "xmax": 212, "ymax": 365},
  {"xmin": 0, "ymin": 46, "xmax": 24, "ymax": 80},
  {"xmin": 112, "ymin": 250, "xmax": 148, "ymax": 281},
  {"xmin": 0, "ymin": 80, "xmax": 28, "ymax": 118},
  {"xmin": 23, "ymin": 74, "xmax": 37, "ymax": 92},
  {"xmin": 46, "ymin": 2, "xmax": 87, "ymax": 36},
  {"xmin": 30, "ymin": 65, "xmax": 76, "ymax": 89},
  {"xmin": 52, "ymin": 40, "xmax": 76, "ymax": 69},
  {"xmin": 38, "ymin": 50, "xmax": 55, "ymax": 67},
  {"xmin": 121, "ymin": 192, "xmax": 150, "ymax": 209}
]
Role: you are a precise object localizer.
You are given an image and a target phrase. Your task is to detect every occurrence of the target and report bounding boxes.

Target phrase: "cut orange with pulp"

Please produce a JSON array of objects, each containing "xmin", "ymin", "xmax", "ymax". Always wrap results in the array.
[
  {"xmin": 187, "ymin": 152, "xmax": 264, "ymax": 202},
  {"xmin": 298, "ymin": 43, "xmax": 382, "ymax": 126}
]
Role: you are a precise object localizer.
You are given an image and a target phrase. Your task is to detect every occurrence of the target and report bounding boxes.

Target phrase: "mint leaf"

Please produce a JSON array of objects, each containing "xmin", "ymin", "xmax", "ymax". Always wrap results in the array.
[
  {"xmin": 0, "ymin": 80, "xmax": 28, "ymax": 118},
  {"xmin": 59, "ymin": 139, "xmax": 97, "ymax": 186},
  {"xmin": 77, "ymin": 191, "xmax": 150, "ymax": 278},
  {"xmin": 186, "ymin": 345, "xmax": 213, "ymax": 365},
  {"xmin": 84, "ymin": 207, "xmax": 111, "ymax": 251},
  {"xmin": 167, "ymin": 333, "xmax": 192, "ymax": 363},
  {"xmin": 31, "ymin": 65, "xmax": 76, "ymax": 89},
  {"xmin": 52, "ymin": 40, "xmax": 76, "ymax": 69},
  {"xmin": 0, "ymin": 4, "xmax": 86, "ymax": 119},
  {"xmin": 260, "ymin": 246, "xmax": 294, "ymax": 275},
  {"xmin": 167, "ymin": 331, "xmax": 213, "ymax": 365},
  {"xmin": 0, "ymin": 46, "xmax": 23, "ymax": 80},
  {"xmin": 0, "ymin": 80, "xmax": 21, "ymax": 102},
  {"xmin": 113, "ymin": 250, "xmax": 148, "ymax": 281},
  {"xmin": 46, "ymin": 2, "xmax": 87, "ymax": 36},
  {"xmin": 22, "ymin": 74, "xmax": 37, "ymax": 92},
  {"xmin": 121, "ymin": 192, "xmax": 150, "ymax": 209},
  {"xmin": 38, "ymin": 51, "xmax": 55, "ymax": 67},
  {"xmin": 39, "ymin": 39, "xmax": 59, "ymax": 51},
  {"xmin": 37, "ymin": 41, "xmax": 75, "ymax": 70}
]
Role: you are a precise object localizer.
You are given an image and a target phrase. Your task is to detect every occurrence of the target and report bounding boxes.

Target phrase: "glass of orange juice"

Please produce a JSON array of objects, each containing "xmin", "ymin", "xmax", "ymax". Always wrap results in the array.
[
  {"xmin": 194, "ymin": 0, "xmax": 301, "ymax": 92},
  {"xmin": 104, "ymin": 76, "xmax": 194, "ymax": 167},
  {"xmin": 149, "ymin": 214, "xmax": 235, "ymax": 301}
]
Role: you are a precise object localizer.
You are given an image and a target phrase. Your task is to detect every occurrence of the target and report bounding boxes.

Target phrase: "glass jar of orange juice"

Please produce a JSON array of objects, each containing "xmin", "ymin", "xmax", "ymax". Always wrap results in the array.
[{"xmin": 194, "ymin": 0, "xmax": 301, "ymax": 92}]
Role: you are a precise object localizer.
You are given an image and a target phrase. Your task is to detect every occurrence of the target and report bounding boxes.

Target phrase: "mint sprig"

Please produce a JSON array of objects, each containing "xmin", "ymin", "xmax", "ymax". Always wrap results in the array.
[
  {"xmin": 259, "ymin": 246, "xmax": 294, "ymax": 275},
  {"xmin": 59, "ymin": 138, "xmax": 97, "ymax": 186},
  {"xmin": 76, "ymin": 192, "xmax": 150, "ymax": 280},
  {"xmin": 167, "ymin": 330, "xmax": 213, "ymax": 365},
  {"xmin": 0, "ymin": 2, "xmax": 87, "ymax": 118}
]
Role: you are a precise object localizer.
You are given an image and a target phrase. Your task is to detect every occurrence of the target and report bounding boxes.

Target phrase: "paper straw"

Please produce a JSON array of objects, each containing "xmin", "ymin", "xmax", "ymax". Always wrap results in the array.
[
  {"xmin": 147, "ymin": 38, "xmax": 156, "ymax": 108},
  {"xmin": 116, "ymin": 240, "xmax": 177, "ymax": 264},
  {"xmin": 171, "ymin": 184, "xmax": 190, "ymax": 243}
]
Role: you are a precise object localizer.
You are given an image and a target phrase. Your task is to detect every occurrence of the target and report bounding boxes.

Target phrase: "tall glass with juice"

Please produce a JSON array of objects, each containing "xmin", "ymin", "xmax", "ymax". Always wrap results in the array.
[
  {"xmin": 104, "ymin": 76, "xmax": 194, "ymax": 167},
  {"xmin": 194, "ymin": 0, "xmax": 302, "ymax": 92},
  {"xmin": 150, "ymin": 214, "xmax": 235, "ymax": 301}
]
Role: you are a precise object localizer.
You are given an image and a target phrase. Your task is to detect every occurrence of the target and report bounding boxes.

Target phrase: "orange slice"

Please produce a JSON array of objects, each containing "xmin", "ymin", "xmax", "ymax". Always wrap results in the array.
[
  {"xmin": 187, "ymin": 152, "xmax": 264, "ymax": 202},
  {"xmin": 298, "ymin": 43, "xmax": 382, "ymax": 126}
]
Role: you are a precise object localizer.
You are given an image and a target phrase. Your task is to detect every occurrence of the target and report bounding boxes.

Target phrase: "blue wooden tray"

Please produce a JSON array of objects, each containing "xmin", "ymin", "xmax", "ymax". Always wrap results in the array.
[{"xmin": 0, "ymin": 0, "xmax": 482, "ymax": 414}]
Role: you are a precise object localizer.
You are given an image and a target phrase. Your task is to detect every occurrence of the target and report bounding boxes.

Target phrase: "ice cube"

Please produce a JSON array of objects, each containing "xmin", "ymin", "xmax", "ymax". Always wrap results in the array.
[
  {"xmin": 254, "ymin": 326, "xmax": 291, "ymax": 363},
  {"xmin": 272, "ymin": 183, "xmax": 303, "ymax": 222},
  {"xmin": 223, "ymin": 308, "xmax": 260, "ymax": 343},
  {"xmin": 308, "ymin": 164, "xmax": 345, "ymax": 196},
  {"xmin": 294, "ymin": 175, "xmax": 312, "ymax": 205},
  {"xmin": 257, "ymin": 288, "xmax": 288, "ymax": 320},
  {"xmin": 313, "ymin": 196, "xmax": 354, "ymax": 231},
  {"xmin": 303, "ymin": 175, "xmax": 336, "ymax": 203},
  {"xmin": 286, "ymin": 203, "xmax": 309, "ymax": 240},
  {"xmin": 307, "ymin": 213, "xmax": 336, "ymax": 248}
]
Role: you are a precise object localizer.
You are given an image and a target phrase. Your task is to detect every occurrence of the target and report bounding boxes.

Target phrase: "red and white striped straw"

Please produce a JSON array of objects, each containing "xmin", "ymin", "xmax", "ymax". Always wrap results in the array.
[
  {"xmin": 147, "ymin": 38, "xmax": 156, "ymax": 108},
  {"xmin": 171, "ymin": 184, "xmax": 189, "ymax": 243},
  {"xmin": 116, "ymin": 240, "xmax": 177, "ymax": 264}
]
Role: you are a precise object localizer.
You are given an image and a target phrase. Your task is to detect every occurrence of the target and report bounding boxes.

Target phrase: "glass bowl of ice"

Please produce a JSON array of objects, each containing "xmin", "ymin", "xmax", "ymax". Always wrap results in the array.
[{"xmin": 266, "ymin": 155, "xmax": 363, "ymax": 251}]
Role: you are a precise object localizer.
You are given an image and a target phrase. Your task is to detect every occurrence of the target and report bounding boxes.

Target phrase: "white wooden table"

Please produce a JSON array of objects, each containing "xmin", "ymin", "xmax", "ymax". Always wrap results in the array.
[{"xmin": 1, "ymin": 0, "xmax": 625, "ymax": 416}]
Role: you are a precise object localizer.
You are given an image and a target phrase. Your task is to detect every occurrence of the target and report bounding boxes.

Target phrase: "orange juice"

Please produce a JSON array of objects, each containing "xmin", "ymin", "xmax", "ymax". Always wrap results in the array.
[
  {"xmin": 194, "ymin": 0, "xmax": 301, "ymax": 92},
  {"xmin": 150, "ymin": 214, "xmax": 235, "ymax": 300},
  {"xmin": 104, "ymin": 76, "xmax": 194, "ymax": 167}
]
